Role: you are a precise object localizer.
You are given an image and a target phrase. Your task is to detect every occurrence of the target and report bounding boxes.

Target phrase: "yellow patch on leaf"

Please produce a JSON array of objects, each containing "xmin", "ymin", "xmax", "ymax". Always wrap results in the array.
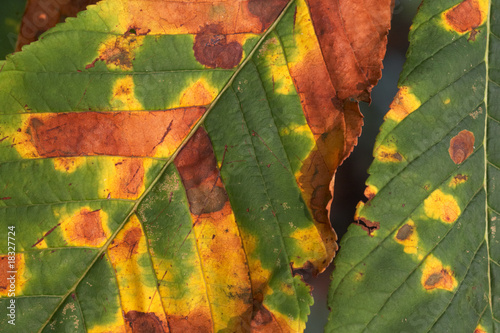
[
  {"xmin": 281, "ymin": 123, "xmax": 315, "ymax": 138},
  {"xmin": 260, "ymin": 37, "xmax": 296, "ymax": 95},
  {"xmin": 59, "ymin": 207, "xmax": 111, "ymax": 247},
  {"xmin": 100, "ymin": 158, "xmax": 154, "ymax": 200},
  {"xmin": 11, "ymin": 115, "xmax": 41, "ymax": 159},
  {"xmin": 53, "ymin": 157, "xmax": 85, "ymax": 173},
  {"xmin": 152, "ymin": 257, "xmax": 211, "ymax": 329},
  {"xmin": 394, "ymin": 220, "xmax": 419, "ymax": 254},
  {"xmin": 424, "ymin": 189, "xmax": 461, "ymax": 223},
  {"xmin": 374, "ymin": 144, "xmax": 404, "ymax": 163},
  {"xmin": 178, "ymin": 78, "xmax": 218, "ymax": 107},
  {"xmin": 289, "ymin": 224, "xmax": 328, "ymax": 268},
  {"xmin": 107, "ymin": 215, "xmax": 169, "ymax": 331},
  {"xmin": 110, "ymin": 76, "xmax": 143, "ymax": 110},
  {"xmin": 385, "ymin": 86, "xmax": 421, "ymax": 122},
  {"xmin": 189, "ymin": 202, "xmax": 252, "ymax": 331},
  {"xmin": 442, "ymin": 0, "xmax": 488, "ymax": 34},
  {"xmin": 0, "ymin": 254, "xmax": 26, "ymax": 296},
  {"xmin": 289, "ymin": 0, "xmax": 318, "ymax": 65},
  {"xmin": 474, "ymin": 324, "xmax": 487, "ymax": 333},
  {"xmin": 421, "ymin": 255, "xmax": 457, "ymax": 291}
]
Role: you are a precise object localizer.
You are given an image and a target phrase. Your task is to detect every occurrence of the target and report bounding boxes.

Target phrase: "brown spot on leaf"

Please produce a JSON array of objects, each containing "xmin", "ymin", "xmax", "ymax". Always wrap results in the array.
[
  {"xmin": 110, "ymin": 227, "xmax": 142, "ymax": 259},
  {"xmin": 175, "ymin": 128, "xmax": 229, "ymax": 216},
  {"xmin": 25, "ymin": 108, "xmax": 205, "ymax": 158},
  {"xmin": 124, "ymin": 311, "xmax": 166, "ymax": 333},
  {"xmin": 355, "ymin": 217, "xmax": 380, "ymax": 237},
  {"xmin": 449, "ymin": 130, "xmax": 474, "ymax": 164},
  {"xmin": 95, "ymin": 35, "xmax": 142, "ymax": 70},
  {"xmin": 445, "ymin": 0, "xmax": 483, "ymax": 33},
  {"xmin": 63, "ymin": 208, "xmax": 107, "ymax": 247},
  {"xmin": 248, "ymin": 0, "xmax": 288, "ymax": 30},
  {"xmin": 186, "ymin": 186, "xmax": 228, "ymax": 215},
  {"xmin": 396, "ymin": 224, "xmax": 413, "ymax": 241},
  {"xmin": 116, "ymin": 158, "xmax": 144, "ymax": 199},
  {"xmin": 251, "ymin": 298, "xmax": 275, "ymax": 329},
  {"xmin": 424, "ymin": 269, "xmax": 455, "ymax": 290},
  {"xmin": 193, "ymin": 24, "xmax": 243, "ymax": 69},
  {"xmin": 167, "ymin": 309, "xmax": 212, "ymax": 333}
]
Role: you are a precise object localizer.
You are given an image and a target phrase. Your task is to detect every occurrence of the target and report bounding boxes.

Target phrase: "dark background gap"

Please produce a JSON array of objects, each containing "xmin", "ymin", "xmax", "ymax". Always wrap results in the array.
[{"xmin": 305, "ymin": 1, "xmax": 421, "ymax": 331}]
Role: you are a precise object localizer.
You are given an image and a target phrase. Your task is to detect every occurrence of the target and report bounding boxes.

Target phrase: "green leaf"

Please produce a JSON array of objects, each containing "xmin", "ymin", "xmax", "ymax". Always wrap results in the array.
[
  {"xmin": 0, "ymin": 0, "xmax": 393, "ymax": 331},
  {"xmin": 328, "ymin": 0, "xmax": 497, "ymax": 331}
]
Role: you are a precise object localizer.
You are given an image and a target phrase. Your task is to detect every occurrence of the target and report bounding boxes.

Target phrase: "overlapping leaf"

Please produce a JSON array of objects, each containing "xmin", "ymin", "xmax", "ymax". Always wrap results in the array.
[
  {"xmin": 0, "ymin": 0, "xmax": 391, "ymax": 331},
  {"xmin": 328, "ymin": 0, "xmax": 499, "ymax": 331}
]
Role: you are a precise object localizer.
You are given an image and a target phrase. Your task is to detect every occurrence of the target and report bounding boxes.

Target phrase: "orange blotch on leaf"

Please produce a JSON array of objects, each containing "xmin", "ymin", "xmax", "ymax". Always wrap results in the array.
[
  {"xmin": 23, "ymin": 108, "xmax": 205, "ymax": 159},
  {"xmin": 449, "ymin": 130, "xmax": 475, "ymax": 164},
  {"xmin": 108, "ymin": 226, "xmax": 142, "ymax": 261},
  {"xmin": 443, "ymin": 0, "xmax": 487, "ymax": 34},
  {"xmin": 384, "ymin": 86, "xmax": 421, "ymax": 122},
  {"xmin": 424, "ymin": 189, "xmax": 461, "ymax": 223},
  {"xmin": 364, "ymin": 185, "xmax": 378, "ymax": 200},
  {"xmin": 102, "ymin": 158, "xmax": 146, "ymax": 200},
  {"xmin": 0, "ymin": 254, "xmax": 26, "ymax": 296},
  {"xmin": 421, "ymin": 255, "xmax": 457, "ymax": 291},
  {"xmin": 179, "ymin": 79, "xmax": 218, "ymax": 107},
  {"xmin": 394, "ymin": 220, "xmax": 419, "ymax": 254},
  {"xmin": 61, "ymin": 208, "xmax": 110, "ymax": 247}
]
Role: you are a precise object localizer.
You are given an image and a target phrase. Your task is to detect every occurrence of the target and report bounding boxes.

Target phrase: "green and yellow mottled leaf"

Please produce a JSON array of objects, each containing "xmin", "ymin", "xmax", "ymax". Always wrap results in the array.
[
  {"xmin": 328, "ymin": 0, "xmax": 500, "ymax": 331},
  {"xmin": 0, "ymin": 0, "xmax": 391, "ymax": 331}
]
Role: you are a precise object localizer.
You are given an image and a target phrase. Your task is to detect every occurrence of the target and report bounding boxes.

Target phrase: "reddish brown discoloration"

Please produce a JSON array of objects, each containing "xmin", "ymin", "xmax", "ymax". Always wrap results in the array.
[
  {"xmin": 26, "ymin": 108, "xmax": 205, "ymax": 158},
  {"xmin": 449, "ymin": 130, "xmax": 475, "ymax": 164},
  {"xmin": 445, "ymin": 0, "xmax": 483, "ymax": 33},
  {"xmin": 116, "ymin": 158, "xmax": 145, "ymax": 198},
  {"xmin": 167, "ymin": 310, "xmax": 212, "ymax": 333},
  {"xmin": 0, "ymin": 256, "xmax": 10, "ymax": 292},
  {"xmin": 355, "ymin": 217, "xmax": 380, "ymax": 237},
  {"xmin": 110, "ymin": 227, "xmax": 142, "ymax": 259},
  {"xmin": 396, "ymin": 224, "xmax": 413, "ymax": 241},
  {"xmin": 66, "ymin": 209, "xmax": 107, "ymax": 246},
  {"xmin": 248, "ymin": 0, "xmax": 288, "ymax": 30},
  {"xmin": 124, "ymin": 311, "xmax": 166, "ymax": 333},
  {"xmin": 174, "ymin": 128, "xmax": 228, "ymax": 215},
  {"xmin": 193, "ymin": 24, "xmax": 243, "ymax": 69},
  {"xmin": 307, "ymin": 0, "xmax": 393, "ymax": 102},
  {"xmin": 454, "ymin": 174, "xmax": 468, "ymax": 182},
  {"xmin": 125, "ymin": 1, "xmax": 287, "ymax": 35},
  {"xmin": 16, "ymin": 0, "xmax": 99, "ymax": 51}
]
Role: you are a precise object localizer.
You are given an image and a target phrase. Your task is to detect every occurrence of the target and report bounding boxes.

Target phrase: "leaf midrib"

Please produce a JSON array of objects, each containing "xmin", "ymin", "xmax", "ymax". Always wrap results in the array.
[
  {"xmin": 484, "ymin": 0, "xmax": 493, "ymax": 322},
  {"xmin": 37, "ymin": 0, "xmax": 297, "ymax": 331}
]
